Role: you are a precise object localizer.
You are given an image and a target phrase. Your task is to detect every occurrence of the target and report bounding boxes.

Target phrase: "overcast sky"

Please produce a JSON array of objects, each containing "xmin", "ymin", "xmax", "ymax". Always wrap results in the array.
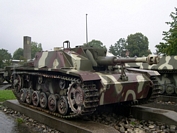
[{"xmin": 0, "ymin": 0, "xmax": 176, "ymax": 55}]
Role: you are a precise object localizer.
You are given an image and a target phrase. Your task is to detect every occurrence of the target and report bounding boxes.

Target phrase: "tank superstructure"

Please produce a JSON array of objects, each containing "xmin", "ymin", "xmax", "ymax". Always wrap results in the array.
[{"xmin": 11, "ymin": 41, "xmax": 160, "ymax": 118}]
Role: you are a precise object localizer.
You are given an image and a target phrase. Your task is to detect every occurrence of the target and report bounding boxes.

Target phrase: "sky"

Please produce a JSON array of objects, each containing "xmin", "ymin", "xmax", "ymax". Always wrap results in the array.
[{"xmin": 0, "ymin": 0, "xmax": 176, "ymax": 55}]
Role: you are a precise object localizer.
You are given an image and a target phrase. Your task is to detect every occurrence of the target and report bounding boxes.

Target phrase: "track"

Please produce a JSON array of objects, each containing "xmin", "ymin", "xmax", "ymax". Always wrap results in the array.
[
  {"xmin": 142, "ymin": 76, "xmax": 161, "ymax": 103},
  {"xmin": 11, "ymin": 71, "xmax": 99, "ymax": 119}
]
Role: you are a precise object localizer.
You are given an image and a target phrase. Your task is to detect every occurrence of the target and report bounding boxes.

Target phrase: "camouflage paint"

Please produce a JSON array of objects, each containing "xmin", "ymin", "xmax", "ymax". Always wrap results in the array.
[
  {"xmin": 96, "ymin": 71, "xmax": 152, "ymax": 105},
  {"xmin": 126, "ymin": 56, "xmax": 177, "ymax": 94},
  {"xmin": 12, "ymin": 44, "xmax": 160, "ymax": 118}
]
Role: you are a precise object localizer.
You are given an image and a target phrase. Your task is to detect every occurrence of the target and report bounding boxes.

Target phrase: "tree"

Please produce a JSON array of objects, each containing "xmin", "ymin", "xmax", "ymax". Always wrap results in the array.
[
  {"xmin": 126, "ymin": 33, "xmax": 151, "ymax": 57},
  {"xmin": 155, "ymin": 7, "xmax": 177, "ymax": 55},
  {"xmin": 109, "ymin": 38, "xmax": 127, "ymax": 56},
  {"xmin": 0, "ymin": 49, "xmax": 12, "ymax": 68},
  {"xmin": 84, "ymin": 39, "xmax": 106, "ymax": 49},
  {"xmin": 155, "ymin": 43, "xmax": 168, "ymax": 55},
  {"xmin": 31, "ymin": 42, "xmax": 42, "ymax": 58},
  {"xmin": 13, "ymin": 42, "xmax": 43, "ymax": 60},
  {"xmin": 13, "ymin": 48, "xmax": 23, "ymax": 60}
]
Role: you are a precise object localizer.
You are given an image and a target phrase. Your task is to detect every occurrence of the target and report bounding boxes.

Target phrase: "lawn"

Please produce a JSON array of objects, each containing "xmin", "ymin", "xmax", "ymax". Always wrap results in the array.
[{"xmin": 0, "ymin": 90, "xmax": 16, "ymax": 102}]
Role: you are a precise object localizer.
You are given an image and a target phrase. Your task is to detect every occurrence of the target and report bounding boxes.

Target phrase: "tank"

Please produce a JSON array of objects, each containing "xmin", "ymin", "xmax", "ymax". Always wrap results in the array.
[
  {"xmin": 133, "ymin": 56, "xmax": 177, "ymax": 95},
  {"xmin": 0, "ymin": 66, "xmax": 13, "ymax": 84},
  {"xmin": 0, "ymin": 68, "xmax": 5, "ymax": 84},
  {"xmin": 11, "ymin": 41, "xmax": 160, "ymax": 118}
]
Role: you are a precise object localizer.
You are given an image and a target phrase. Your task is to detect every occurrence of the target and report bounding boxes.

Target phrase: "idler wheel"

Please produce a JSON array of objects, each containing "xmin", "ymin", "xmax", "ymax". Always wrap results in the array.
[
  {"xmin": 40, "ymin": 92, "xmax": 48, "ymax": 109},
  {"xmin": 166, "ymin": 84, "xmax": 175, "ymax": 95},
  {"xmin": 159, "ymin": 85, "xmax": 165, "ymax": 94},
  {"xmin": 67, "ymin": 82, "xmax": 84, "ymax": 114},
  {"xmin": 26, "ymin": 90, "xmax": 32, "ymax": 104},
  {"xmin": 32, "ymin": 91, "xmax": 40, "ymax": 106},
  {"xmin": 12, "ymin": 74, "xmax": 23, "ymax": 93},
  {"xmin": 58, "ymin": 96, "xmax": 69, "ymax": 115},
  {"xmin": 48, "ymin": 94, "xmax": 57, "ymax": 112},
  {"xmin": 20, "ymin": 89, "xmax": 27, "ymax": 102}
]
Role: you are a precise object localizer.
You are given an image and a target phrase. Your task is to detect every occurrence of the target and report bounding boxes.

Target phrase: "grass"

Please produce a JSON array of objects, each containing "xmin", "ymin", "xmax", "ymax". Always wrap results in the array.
[
  {"xmin": 16, "ymin": 117, "xmax": 24, "ymax": 125},
  {"xmin": 0, "ymin": 90, "xmax": 16, "ymax": 102},
  {"xmin": 130, "ymin": 121, "xmax": 137, "ymax": 126}
]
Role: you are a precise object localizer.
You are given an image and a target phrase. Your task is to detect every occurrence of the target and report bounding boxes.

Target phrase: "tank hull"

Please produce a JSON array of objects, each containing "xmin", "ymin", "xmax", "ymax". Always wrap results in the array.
[{"xmin": 11, "ymin": 66, "xmax": 160, "ymax": 118}]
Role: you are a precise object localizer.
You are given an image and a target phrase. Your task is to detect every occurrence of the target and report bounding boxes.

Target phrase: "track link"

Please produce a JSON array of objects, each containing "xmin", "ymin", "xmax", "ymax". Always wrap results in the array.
[
  {"xmin": 82, "ymin": 83, "xmax": 99, "ymax": 115},
  {"xmin": 148, "ymin": 76, "xmax": 161, "ymax": 102},
  {"xmin": 133, "ymin": 76, "xmax": 161, "ymax": 105}
]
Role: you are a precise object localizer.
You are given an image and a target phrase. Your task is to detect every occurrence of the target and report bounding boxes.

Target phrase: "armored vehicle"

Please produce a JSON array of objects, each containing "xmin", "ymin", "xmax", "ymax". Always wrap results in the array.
[
  {"xmin": 134, "ymin": 56, "xmax": 177, "ymax": 95},
  {"xmin": 0, "ymin": 66, "xmax": 12, "ymax": 84},
  {"xmin": 11, "ymin": 41, "xmax": 160, "ymax": 118},
  {"xmin": 0, "ymin": 68, "xmax": 5, "ymax": 84}
]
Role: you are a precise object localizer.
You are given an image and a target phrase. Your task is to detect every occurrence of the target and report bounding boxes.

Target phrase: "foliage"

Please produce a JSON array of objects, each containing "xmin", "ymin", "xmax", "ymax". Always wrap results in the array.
[
  {"xmin": 16, "ymin": 117, "xmax": 24, "ymax": 125},
  {"xmin": 155, "ymin": 43, "xmax": 168, "ymax": 55},
  {"xmin": 31, "ymin": 42, "xmax": 42, "ymax": 58},
  {"xmin": 84, "ymin": 39, "xmax": 106, "ymax": 49},
  {"xmin": 130, "ymin": 121, "xmax": 137, "ymax": 126},
  {"xmin": 0, "ymin": 49, "xmax": 12, "ymax": 68},
  {"xmin": 109, "ymin": 38, "xmax": 127, "ymax": 56},
  {"xmin": 155, "ymin": 7, "xmax": 177, "ymax": 55},
  {"xmin": 13, "ymin": 42, "xmax": 43, "ymax": 60},
  {"xmin": 126, "ymin": 33, "xmax": 151, "ymax": 57},
  {"xmin": 13, "ymin": 48, "xmax": 23, "ymax": 60},
  {"xmin": 0, "ymin": 90, "xmax": 16, "ymax": 102}
]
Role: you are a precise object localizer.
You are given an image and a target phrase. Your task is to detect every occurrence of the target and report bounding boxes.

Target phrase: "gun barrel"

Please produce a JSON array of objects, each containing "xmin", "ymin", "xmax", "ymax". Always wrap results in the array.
[
  {"xmin": 97, "ymin": 56, "xmax": 116, "ymax": 65},
  {"xmin": 113, "ymin": 57, "xmax": 147, "ymax": 64},
  {"xmin": 114, "ymin": 55, "xmax": 159, "ymax": 65},
  {"xmin": 97, "ymin": 55, "xmax": 159, "ymax": 65}
]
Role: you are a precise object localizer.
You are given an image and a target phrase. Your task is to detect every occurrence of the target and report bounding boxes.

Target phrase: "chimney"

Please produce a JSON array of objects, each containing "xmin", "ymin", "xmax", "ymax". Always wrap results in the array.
[{"xmin": 23, "ymin": 36, "xmax": 31, "ymax": 60}]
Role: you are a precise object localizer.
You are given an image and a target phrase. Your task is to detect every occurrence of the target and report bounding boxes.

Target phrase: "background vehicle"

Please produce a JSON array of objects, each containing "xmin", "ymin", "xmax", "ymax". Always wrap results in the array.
[
  {"xmin": 0, "ymin": 66, "xmax": 13, "ymax": 84},
  {"xmin": 126, "ymin": 56, "xmax": 177, "ymax": 95}
]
